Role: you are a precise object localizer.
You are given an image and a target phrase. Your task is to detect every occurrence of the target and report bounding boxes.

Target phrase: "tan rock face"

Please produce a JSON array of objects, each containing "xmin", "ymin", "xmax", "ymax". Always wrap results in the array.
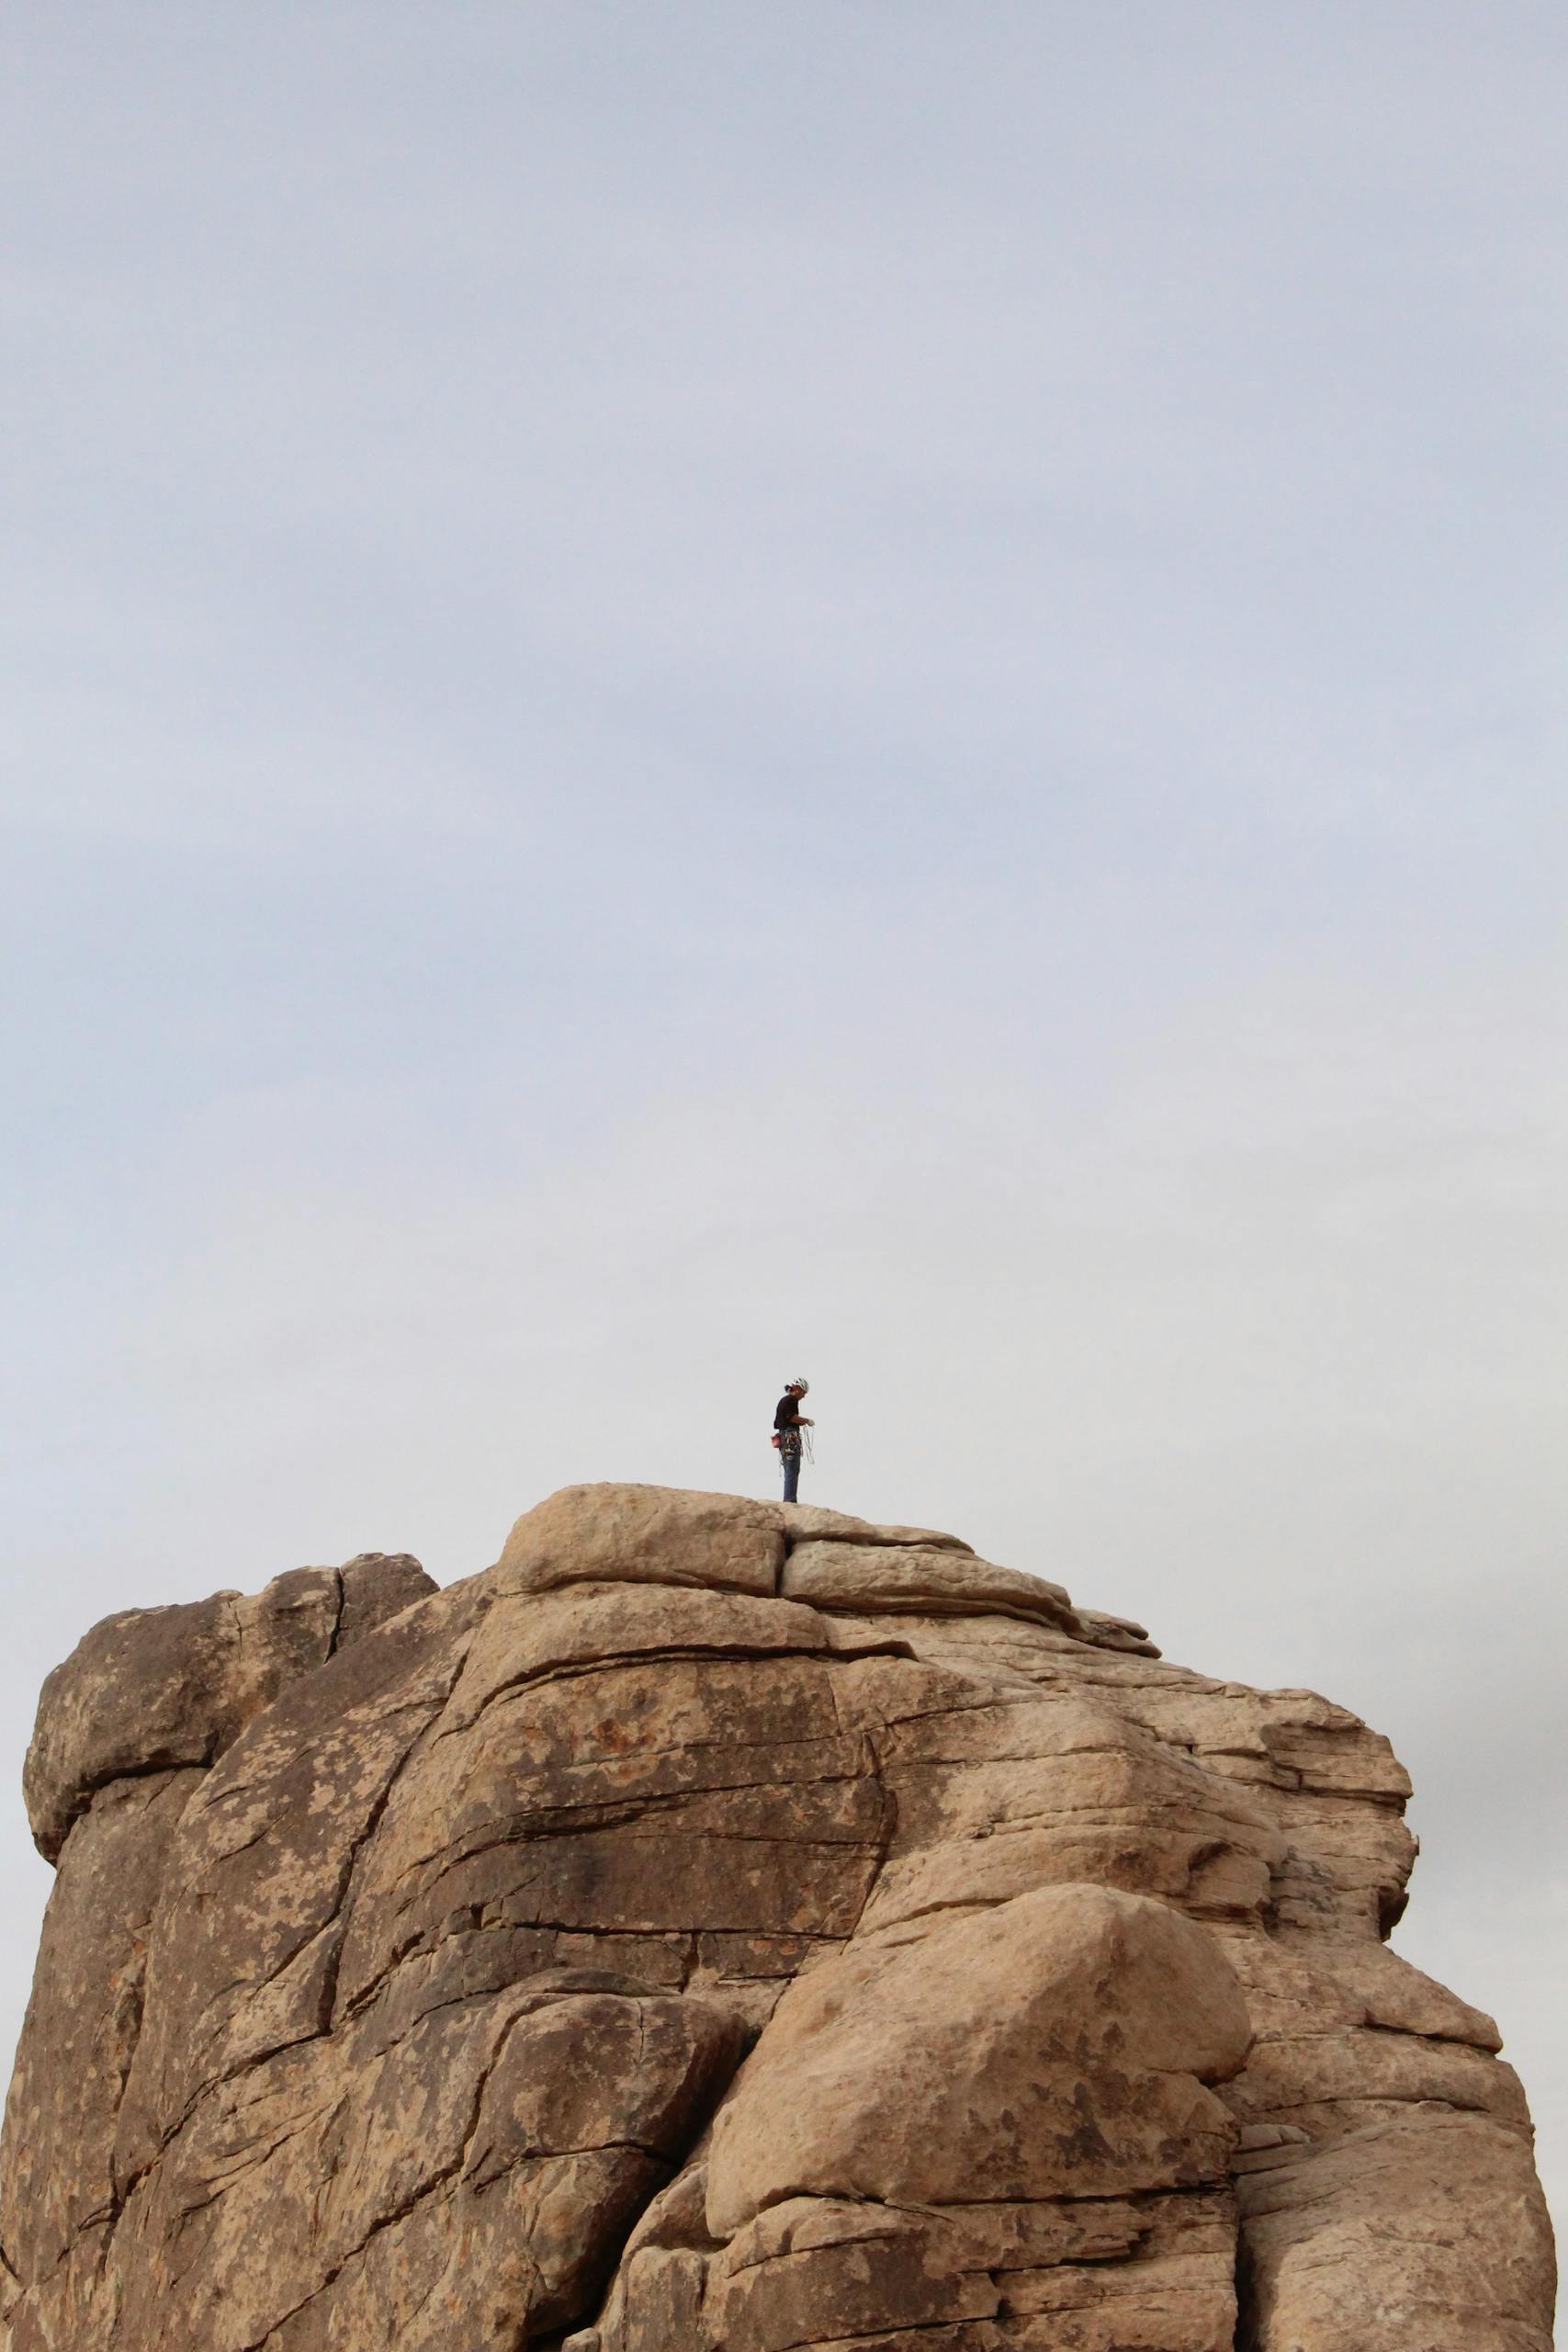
[
  {"xmin": 22, "ymin": 1553, "xmax": 434, "ymax": 1861},
  {"xmin": 705, "ymin": 1883, "xmax": 1252, "ymax": 2231},
  {"xmin": 0, "ymin": 1488, "xmax": 1554, "ymax": 2352},
  {"xmin": 496, "ymin": 1483, "xmax": 784, "ymax": 1599},
  {"xmin": 781, "ymin": 1539, "xmax": 1077, "ymax": 1628}
]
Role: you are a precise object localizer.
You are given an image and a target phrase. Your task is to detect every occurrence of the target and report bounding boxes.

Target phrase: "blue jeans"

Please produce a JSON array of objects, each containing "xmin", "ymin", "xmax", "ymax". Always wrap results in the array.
[{"xmin": 780, "ymin": 1442, "xmax": 802, "ymax": 1503}]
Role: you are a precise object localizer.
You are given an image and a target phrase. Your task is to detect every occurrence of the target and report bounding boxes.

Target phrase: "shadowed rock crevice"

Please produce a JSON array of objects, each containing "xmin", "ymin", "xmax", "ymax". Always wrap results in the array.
[{"xmin": 1, "ymin": 1485, "xmax": 1554, "ymax": 2352}]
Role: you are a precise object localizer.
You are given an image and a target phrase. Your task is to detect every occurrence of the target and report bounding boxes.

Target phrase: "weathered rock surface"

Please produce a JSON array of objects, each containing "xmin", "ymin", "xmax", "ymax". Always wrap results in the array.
[
  {"xmin": 23, "ymin": 1554, "xmax": 434, "ymax": 1862},
  {"xmin": 0, "ymin": 1487, "xmax": 1554, "ymax": 2351},
  {"xmin": 780, "ymin": 1540, "xmax": 1078, "ymax": 1629},
  {"xmin": 705, "ymin": 1883, "xmax": 1252, "ymax": 2230}
]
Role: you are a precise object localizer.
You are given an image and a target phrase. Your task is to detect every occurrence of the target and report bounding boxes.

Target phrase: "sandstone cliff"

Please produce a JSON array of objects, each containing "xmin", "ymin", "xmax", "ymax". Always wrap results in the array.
[{"xmin": 1, "ymin": 1487, "xmax": 1554, "ymax": 2351}]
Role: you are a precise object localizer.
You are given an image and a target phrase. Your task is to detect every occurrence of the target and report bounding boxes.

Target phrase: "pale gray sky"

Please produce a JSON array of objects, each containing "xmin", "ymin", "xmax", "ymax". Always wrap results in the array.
[{"xmin": 4, "ymin": 0, "xmax": 1565, "ymax": 2236}]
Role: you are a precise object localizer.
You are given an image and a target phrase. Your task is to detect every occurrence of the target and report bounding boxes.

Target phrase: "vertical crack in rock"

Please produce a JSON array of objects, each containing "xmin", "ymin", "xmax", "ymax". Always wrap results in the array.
[
  {"xmin": 323, "ymin": 1569, "xmax": 346, "ymax": 1662},
  {"xmin": 2, "ymin": 1485, "xmax": 1555, "ymax": 2352}
]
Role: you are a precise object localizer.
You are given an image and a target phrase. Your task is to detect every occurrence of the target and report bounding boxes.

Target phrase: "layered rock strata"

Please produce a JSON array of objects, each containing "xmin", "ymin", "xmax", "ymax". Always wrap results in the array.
[{"xmin": 0, "ymin": 1487, "xmax": 1554, "ymax": 2351}]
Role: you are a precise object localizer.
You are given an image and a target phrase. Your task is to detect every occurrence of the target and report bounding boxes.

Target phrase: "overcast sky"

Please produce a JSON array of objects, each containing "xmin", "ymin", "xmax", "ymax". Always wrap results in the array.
[{"xmin": 3, "ymin": 0, "xmax": 1564, "ymax": 2242}]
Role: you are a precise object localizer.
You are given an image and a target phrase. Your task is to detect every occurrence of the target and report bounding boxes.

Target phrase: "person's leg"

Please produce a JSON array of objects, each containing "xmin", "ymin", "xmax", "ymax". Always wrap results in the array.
[{"xmin": 782, "ymin": 1444, "xmax": 800, "ymax": 1504}]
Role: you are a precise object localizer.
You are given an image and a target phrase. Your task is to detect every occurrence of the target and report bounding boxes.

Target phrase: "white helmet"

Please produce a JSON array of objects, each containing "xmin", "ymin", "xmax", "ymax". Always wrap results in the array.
[{"xmin": 787, "ymin": 1376, "xmax": 809, "ymax": 1395}]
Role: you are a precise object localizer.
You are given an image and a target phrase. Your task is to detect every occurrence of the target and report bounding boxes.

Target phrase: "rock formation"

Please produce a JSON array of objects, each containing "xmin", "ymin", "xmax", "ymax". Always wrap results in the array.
[{"xmin": 0, "ymin": 1487, "xmax": 1554, "ymax": 2351}]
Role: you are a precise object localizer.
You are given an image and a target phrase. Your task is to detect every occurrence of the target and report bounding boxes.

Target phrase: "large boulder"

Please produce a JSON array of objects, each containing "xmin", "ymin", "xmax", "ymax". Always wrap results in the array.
[
  {"xmin": 1, "ymin": 1485, "xmax": 1553, "ymax": 2352},
  {"xmin": 705, "ymin": 1882, "xmax": 1252, "ymax": 2230},
  {"xmin": 497, "ymin": 1483, "xmax": 784, "ymax": 1598}
]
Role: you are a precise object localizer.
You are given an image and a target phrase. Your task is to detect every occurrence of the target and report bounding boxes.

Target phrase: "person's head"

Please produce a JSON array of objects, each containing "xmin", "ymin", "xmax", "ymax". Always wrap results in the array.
[{"xmin": 786, "ymin": 1377, "xmax": 809, "ymax": 1396}]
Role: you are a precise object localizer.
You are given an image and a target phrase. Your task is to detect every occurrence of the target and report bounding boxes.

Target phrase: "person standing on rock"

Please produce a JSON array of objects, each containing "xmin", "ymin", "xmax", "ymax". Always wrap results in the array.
[{"xmin": 773, "ymin": 1378, "xmax": 813, "ymax": 1504}]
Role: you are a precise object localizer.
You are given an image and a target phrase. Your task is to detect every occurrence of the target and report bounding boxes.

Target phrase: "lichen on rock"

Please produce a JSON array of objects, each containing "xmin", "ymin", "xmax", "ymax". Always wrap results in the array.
[{"xmin": 0, "ymin": 1485, "xmax": 1555, "ymax": 2350}]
